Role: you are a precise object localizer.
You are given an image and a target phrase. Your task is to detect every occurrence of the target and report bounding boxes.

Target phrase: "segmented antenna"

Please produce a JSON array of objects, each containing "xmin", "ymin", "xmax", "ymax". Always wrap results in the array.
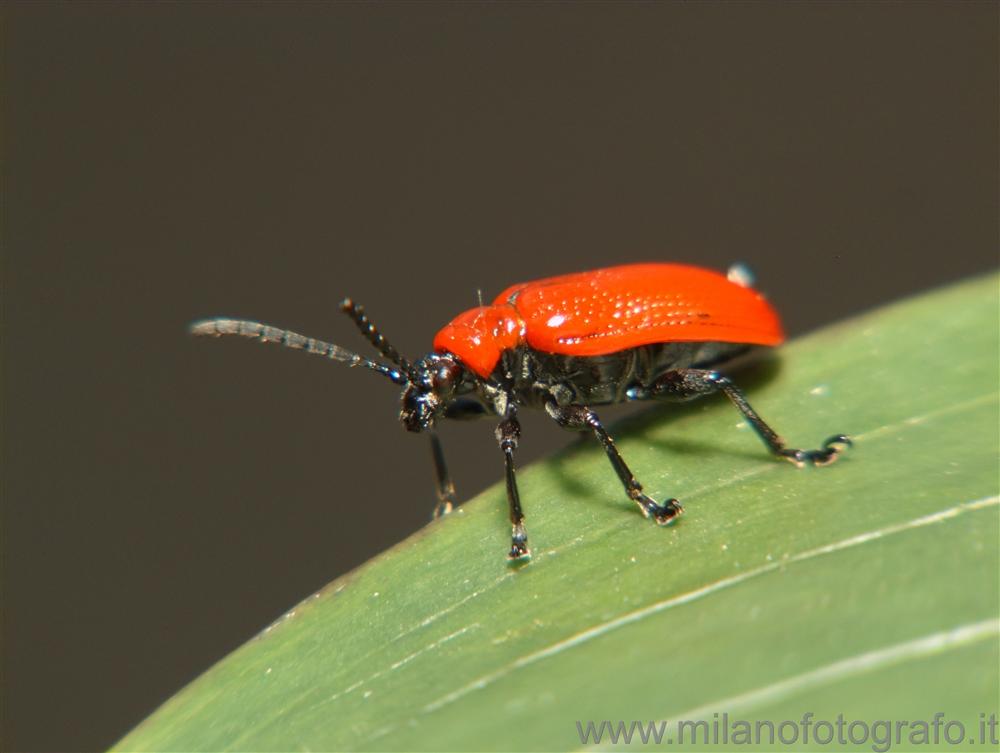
[
  {"xmin": 339, "ymin": 299, "xmax": 414, "ymax": 378},
  {"xmin": 190, "ymin": 318, "xmax": 409, "ymax": 385}
]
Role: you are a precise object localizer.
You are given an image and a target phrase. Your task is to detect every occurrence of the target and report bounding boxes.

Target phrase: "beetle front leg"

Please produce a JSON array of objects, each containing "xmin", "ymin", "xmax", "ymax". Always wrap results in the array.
[
  {"xmin": 427, "ymin": 401, "xmax": 489, "ymax": 518},
  {"xmin": 651, "ymin": 369, "xmax": 851, "ymax": 466},
  {"xmin": 496, "ymin": 411, "xmax": 530, "ymax": 561},
  {"xmin": 545, "ymin": 402, "xmax": 683, "ymax": 525},
  {"xmin": 428, "ymin": 432, "xmax": 458, "ymax": 518}
]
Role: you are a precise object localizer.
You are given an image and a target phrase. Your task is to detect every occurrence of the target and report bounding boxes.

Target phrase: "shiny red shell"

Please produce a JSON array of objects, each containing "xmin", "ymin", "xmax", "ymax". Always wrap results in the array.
[{"xmin": 433, "ymin": 263, "xmax": 785, "ymax": 379}]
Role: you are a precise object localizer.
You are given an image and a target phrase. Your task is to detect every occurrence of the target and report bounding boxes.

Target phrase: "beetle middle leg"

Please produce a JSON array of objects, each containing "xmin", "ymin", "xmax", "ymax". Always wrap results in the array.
[
  {"xmin": 545, "ymin": 402, "xmax": 683, "ymax": 525},
  {"xmin": 650, "ymin": 369, "xmax": 851, "ymax": 466}
]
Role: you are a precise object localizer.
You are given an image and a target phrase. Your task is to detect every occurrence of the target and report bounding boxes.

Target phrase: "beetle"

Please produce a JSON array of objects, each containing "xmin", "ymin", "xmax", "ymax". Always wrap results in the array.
[{"xmin": 191, "ymin": 262, "xmax": 850, "ymax": 561}]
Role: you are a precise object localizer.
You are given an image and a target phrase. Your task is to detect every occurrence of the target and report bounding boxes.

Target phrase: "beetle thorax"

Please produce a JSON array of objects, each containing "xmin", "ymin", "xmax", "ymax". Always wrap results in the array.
[{"xmin": 432, "ymin": 304, "xmax": 525, "ymax": 379}]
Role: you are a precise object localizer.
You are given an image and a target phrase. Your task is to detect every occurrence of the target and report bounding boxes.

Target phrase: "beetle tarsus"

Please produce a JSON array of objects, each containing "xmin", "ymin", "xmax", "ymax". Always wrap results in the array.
[
  {"xmin": 652, "ymin": 498, "xmax": 684, "ymax": 525},
  {"xmin": 508, "ymin": 523, "xmax": 531, "ymax": 561},
  {"xmin": 508, "ymin": 546, "xmax": 531, "ymax": 561},
  {"xmin": 630, "ymin": 489, "xmax": 683, "ymax": 524},
  {"xmin": 652, "ymin": 369, "xmax": 852, "ymax": 469},
  {"xmin": 779, "ymin": 434, "xmax": 852, "ymax": 467},
  {"xmin": 824, "ymin": 434, "xmax": 853, "ymax": 452}
]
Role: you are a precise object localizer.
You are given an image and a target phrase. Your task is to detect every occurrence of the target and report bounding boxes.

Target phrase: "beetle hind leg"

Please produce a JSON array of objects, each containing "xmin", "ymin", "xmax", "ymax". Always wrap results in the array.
[
  {"xmin": 545, "ymin": 402, "xmax": 683, "ymax": 524},
  {"xmin": 650, "ymin": 369, "xmax": 852, "ymax": 467}
]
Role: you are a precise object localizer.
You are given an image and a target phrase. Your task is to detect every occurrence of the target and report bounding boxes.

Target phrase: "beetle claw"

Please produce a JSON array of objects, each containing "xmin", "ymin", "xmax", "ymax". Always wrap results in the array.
[
  {"xmin": 507, "ymin": 524, "xmax": 531, "ymax": 562},
  {"xmin": 780, "ymin": 434, "xmax": 852, "ymax": 467},
  {"xmin": 631, "ymin": 490, "xmax": 684, "ymax": 525},
  {"xmin": 813, "ymin": 434, "xmax": 853, "ymax": 465},
  {"xmin": 824, "ymin": 434, "xmax": 853, "ymax": 451},
  {"xmin": 432, "ymin": 500, "xmax": 454, "ymax": 518},
  {"xmin": 652, "ymin": 499, "xmax": 684, "ymax": 525},
  {"xmin": 507, "ymin": 543, "xmax": 532, "ymax": 562}
]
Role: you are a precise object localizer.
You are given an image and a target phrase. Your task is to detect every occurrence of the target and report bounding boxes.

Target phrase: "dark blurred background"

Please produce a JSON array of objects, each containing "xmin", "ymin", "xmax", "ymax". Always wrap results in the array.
[{"xmin": 4, "ymin": 2, "xmax": 997, "ymax": 750}]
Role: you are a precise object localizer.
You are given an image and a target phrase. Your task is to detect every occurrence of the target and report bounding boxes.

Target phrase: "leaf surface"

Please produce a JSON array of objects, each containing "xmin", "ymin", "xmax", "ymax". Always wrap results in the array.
[{"xmin": 116, "ymin": 274, "xmax": 1000, "ymax": 752}]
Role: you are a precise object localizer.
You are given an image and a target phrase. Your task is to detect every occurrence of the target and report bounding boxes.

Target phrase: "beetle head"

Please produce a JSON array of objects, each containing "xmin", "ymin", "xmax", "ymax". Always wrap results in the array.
[{"xmin": 400, "ymin": 353, "xmax": 464, "ymax": 432}]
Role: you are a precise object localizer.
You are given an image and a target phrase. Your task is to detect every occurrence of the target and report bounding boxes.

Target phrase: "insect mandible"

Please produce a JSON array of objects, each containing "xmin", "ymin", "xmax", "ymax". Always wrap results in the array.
[{"xmin": 191, "ymin": 262, "xmax": 851, "ymax": 561}]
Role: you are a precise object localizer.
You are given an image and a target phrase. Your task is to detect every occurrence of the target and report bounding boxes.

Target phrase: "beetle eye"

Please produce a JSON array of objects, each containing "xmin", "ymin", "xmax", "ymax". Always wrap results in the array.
[
  {"xmin": 431, "ymin": 360, "xmax": 462, "ymax": 391},
  {"xmin": 433, "ymin": 368, "xmax": 451, "ymax": 389}
]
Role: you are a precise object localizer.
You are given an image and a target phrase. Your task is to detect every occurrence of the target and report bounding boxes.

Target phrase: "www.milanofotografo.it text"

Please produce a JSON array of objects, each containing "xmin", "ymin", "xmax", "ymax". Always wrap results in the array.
[{"xmin": 575, "ymin": 712, "xmax": 999, "ymax": 751}]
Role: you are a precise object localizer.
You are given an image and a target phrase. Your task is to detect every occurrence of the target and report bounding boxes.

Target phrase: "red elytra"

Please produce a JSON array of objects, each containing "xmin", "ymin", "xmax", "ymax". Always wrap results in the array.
[{"xmin": 433, "ymin": 263, "xmax": 785, "ymax": 378}]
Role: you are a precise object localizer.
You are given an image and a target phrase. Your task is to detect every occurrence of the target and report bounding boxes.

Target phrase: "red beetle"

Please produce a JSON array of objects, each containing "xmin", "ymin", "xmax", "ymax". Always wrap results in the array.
[{"xmin": 192, "ymin": 263, "xmax": 849, "ymax": 561}]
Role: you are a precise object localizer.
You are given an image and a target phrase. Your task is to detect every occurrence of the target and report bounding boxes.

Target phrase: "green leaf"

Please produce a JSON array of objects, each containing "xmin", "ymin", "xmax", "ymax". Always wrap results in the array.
[{"xmin": 116, "ymin": 274, "xmax": 999, "ymax": 752}]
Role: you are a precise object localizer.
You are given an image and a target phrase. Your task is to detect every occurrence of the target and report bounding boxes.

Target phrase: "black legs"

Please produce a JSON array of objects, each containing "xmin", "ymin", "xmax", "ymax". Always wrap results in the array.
[
  {"xmin": 496, "ymin": 413, "xmax": 529, "ymax": 561},
  {"xmin": 545, "ymin": 403, "xmax": 683, "ymax": 524},
  {"xmin": 650, "ymin": 369, "xmax": 851, "ymax": 466},
  {"xmin": 428, "ymin": 432, "xmax": 457, "ymax": 518},
  {"xmin": 541, "ymin": 368, "xmax": 849, "ymax": 537},
  {"xmin": 428, "ymin": 411, "xmax": 530, "ymax": 562},
  {"xmin": 430, "ymin": 371, "xmax": 848, "ymax": 563}
]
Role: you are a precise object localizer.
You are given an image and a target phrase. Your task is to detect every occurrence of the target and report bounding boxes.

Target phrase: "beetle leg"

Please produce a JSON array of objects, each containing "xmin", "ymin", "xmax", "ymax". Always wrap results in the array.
[
  {"xmin": 428, "ymin": 432, "xmax": 458, "ymax": 518},
  {"xmin": 545, "ymin": 402, "xmax": 683, "ymax": 525},
  {"xmin": 651, "ymin": 369, "xmax": 852, "ymax": 466},
  {"xmin": 496, "ymin": 410, "xmax": 530, "ymax": 561},
  {"xmin": 427, "ymin": 403, "xmax": 489, "ymax": 518}
]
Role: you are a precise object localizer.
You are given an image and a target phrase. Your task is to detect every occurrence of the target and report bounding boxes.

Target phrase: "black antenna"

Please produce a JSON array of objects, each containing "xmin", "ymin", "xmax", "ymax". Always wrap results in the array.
[
  {"xmin": 190, "ymin": 318, "xmax": 409, "ymax": 385},
  {"xmin": 339, "ymin": 299, "xmax": 415, "ymax": 378}
]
